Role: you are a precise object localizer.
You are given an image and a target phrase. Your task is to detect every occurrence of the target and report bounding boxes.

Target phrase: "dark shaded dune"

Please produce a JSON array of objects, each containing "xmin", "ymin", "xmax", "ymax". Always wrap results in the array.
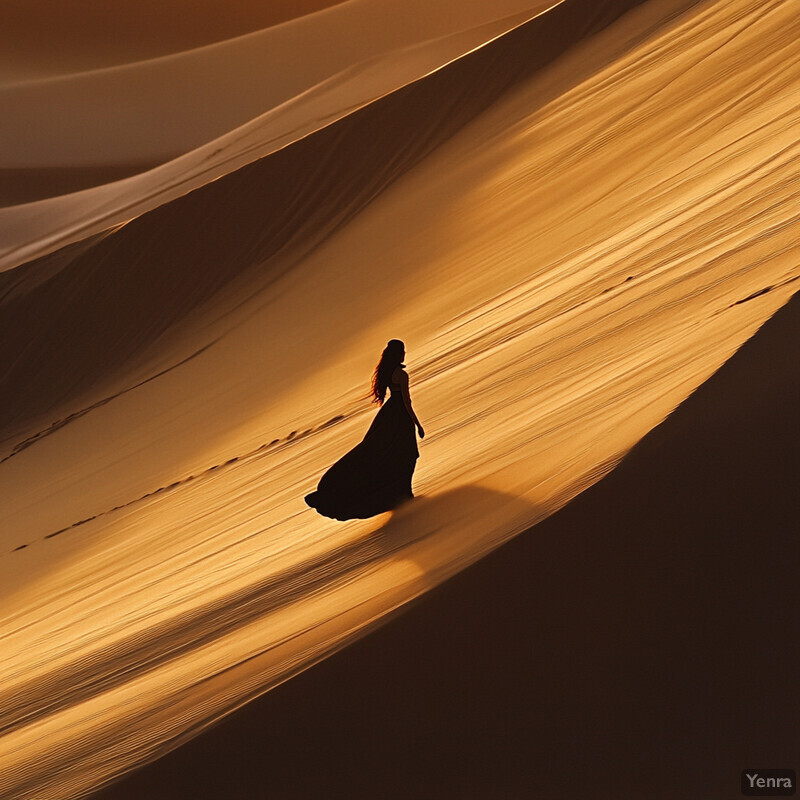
[
  {"xmin": 0, "ymin": 0, "xmax": 693, "ymax": 436},
  {"xmin": 94, "ymin": 291, "xmax": 799, "ymax": 800}
]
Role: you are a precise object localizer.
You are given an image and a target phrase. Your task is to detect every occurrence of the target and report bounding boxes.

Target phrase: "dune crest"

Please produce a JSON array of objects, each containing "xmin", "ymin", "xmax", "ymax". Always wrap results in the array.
[
  {"xmin": 0, "ymin": 0, "xmax": 560, "ymax": 269},
  {"xmin": 0, "ymin": 0, "xmax": 562, "ymax": 168},
  {"xmin": 0, "ymin": 0, "xmax": 348, "ymax": 83},
  {"xmin": 0, "ymin": 0, "xmax": 798, "ymax": 798}
]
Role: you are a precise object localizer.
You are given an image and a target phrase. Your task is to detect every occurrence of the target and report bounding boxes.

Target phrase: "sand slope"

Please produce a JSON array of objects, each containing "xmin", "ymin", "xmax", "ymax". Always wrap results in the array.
[
  {"xmin": 0, "ymin": 0, "xmax": 348, "ymax": 83},
  {"xmin": 0, "ymin": 0, "xmax": 560, "ymax": 263},
  {"xmin": 1, "ymin": 0, "xmax": 560, "ymax": 169},
  {"xmin": 96, "ymin": 286, "xmax": 800, "ymax": 800},
  {"xmin": 0, "ymin": 0, "xmax": 798, "ymax": 797}
]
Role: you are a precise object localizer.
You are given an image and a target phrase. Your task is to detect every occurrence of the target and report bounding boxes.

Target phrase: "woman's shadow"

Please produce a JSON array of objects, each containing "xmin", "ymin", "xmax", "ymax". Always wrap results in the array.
[
  {"xmin": 0, "ymin": 485, "xmax": 538, "ymax": 748},
  {"xmin": 368, "ymin": 486, "xmax": 539, "ymax": 592}
]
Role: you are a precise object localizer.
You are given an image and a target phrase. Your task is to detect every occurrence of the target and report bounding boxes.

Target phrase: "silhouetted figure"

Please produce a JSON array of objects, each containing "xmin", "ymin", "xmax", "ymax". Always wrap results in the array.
[{"xmin": 305, "ymin": 339, "xmax": 425, "ymax": 520}]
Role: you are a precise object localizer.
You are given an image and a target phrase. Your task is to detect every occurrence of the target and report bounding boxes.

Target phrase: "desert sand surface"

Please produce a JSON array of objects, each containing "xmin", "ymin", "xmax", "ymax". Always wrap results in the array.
[
  {"xmin": 0, "ymin": 0, "xmax": 557, "ymax": 169},
  {"xmin": 0, "ymin": 0, "xmax": 348, "ymax": 83},
  {"xmin": 0, "ymin": 0, "xmax": 798, "ymax": 797},
  {"xmin": 96, "ymin": 282, "xmax": 800, "ymax": 800},
  {"xmin": 0, "ymin": 0, "xmax": 558, "ymax": 248}
]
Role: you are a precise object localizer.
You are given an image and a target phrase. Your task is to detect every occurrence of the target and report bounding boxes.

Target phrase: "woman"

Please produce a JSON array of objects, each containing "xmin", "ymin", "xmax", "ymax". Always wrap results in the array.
[{"xmin": 305, "ymin": 339, "xmax": 424, "ymax": 520}]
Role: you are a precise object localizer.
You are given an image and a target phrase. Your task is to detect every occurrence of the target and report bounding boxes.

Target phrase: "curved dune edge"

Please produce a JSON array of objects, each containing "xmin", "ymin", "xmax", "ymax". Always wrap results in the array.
[
  {"xmin": 0, "ymin": 0, "xmax": 658, "ymax": 438},
  {"xmin": 0, "ymin": 0, "xmax": 799, "ymax": 798},
  {"xmin": 2, "ymin": 0, "xmax": 556, "ymax": 168},
  {"xmin": 0, "ymin": 0, "xmax": 349, "ymax": 84},
  {"xmin": 1, "ymin": 0, "xmax": 558, "ymax": 168},
  {"xmin": 0, "ymin": 1, "xmax": 559, "ymax": 271}
]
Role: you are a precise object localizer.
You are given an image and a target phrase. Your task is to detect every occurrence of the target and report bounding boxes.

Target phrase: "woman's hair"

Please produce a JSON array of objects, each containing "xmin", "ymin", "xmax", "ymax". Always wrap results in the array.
[{"xmin": 371, "ymin": 339, "xmax": 405, "ymax": 405}]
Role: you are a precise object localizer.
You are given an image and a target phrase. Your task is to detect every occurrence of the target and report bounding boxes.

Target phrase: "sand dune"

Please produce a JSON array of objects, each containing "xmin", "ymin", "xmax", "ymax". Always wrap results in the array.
[
  {"xmin": 1, "ymin": 0, "xmax": 557, "ymax": 168},
  {"xmin": 0, "ymin": 0, "xmax": 669, "ymax": 434},
  {"xmin": 0, "ymin": 0, "xmax": 798, "ymax": 797},
  {"xmin": 0, "ymin": 0, "xmax": 559, "ymax": 262},
  {"xmin": 96, "ymin": 287, "xmax": 800, "ymax": 800},
  {"xmin": 0, "ymin": 0, "xmax": 348, "ymax": 83}
]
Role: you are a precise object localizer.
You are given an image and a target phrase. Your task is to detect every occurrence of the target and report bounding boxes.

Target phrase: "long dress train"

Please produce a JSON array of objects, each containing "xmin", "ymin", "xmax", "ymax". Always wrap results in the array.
[{"xmin": 304, "ymin": 380, "xmax": 418, "ymax": 520}]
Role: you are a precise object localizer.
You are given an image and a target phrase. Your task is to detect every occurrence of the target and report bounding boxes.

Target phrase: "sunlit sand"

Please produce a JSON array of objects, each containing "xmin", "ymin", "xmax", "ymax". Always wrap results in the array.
[{"xmin": 0, "ymin": 0, "xmax": 797, "ymax": 797}]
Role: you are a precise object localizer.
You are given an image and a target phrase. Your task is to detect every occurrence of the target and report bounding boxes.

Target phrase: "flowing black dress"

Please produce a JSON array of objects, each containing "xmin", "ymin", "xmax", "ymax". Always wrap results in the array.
[{"xmin": 304, "ymin": 377, "xmax": 419, "ymax": 520}]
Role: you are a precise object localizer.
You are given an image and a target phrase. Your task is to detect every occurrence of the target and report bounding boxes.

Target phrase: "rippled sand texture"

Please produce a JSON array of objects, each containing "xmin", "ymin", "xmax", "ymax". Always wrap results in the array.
[{"xmin": 0, "ymin": 0, "xmax": 798, "ymax": 797}]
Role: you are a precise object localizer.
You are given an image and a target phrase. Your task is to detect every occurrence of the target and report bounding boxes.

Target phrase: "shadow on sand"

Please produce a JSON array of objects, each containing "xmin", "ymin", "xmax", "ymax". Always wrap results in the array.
[{"xmin": 1, "ymin": 487, "xmax": 536, "ymax": 752}]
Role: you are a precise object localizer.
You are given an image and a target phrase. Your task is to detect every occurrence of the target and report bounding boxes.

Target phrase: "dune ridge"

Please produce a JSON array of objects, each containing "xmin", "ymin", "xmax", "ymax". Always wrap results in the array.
[
  {"xmin": 0, "ymin": 0, "xmax": 798, "ymax": 798},
  {"xmin": 0, "ymin": 0, "xmax": 561, "ymax": 169},
  {"xmin": 0, "ymin": 0, "xmax": 665, "ymax": 436},
  {"xmin": 0, "ymin": 0, "xmax": 567, "ymax": 268},
  {"xmin": 0, "ymin": 0, "xmax": 348, "ymax": 84}
]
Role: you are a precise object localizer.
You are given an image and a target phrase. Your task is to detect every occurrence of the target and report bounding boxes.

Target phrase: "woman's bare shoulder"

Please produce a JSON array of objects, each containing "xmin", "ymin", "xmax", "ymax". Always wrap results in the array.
[{"xmin": 392, "ymin": 366, "xmax": 409, "ymax": 383}]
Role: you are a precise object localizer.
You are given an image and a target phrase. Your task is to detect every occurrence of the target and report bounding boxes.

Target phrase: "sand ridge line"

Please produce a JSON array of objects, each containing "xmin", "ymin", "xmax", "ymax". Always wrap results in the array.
[
  {"xmin": 8, "ymin": 414, "xmax": 348, "ymax": 553},
  {"xmin": 0, "ymin": 0, "xmax": 349, "ymax": 84},
  {"xmin": 0, "ymin": 0, "xmax": 655, "ymax": 273}
]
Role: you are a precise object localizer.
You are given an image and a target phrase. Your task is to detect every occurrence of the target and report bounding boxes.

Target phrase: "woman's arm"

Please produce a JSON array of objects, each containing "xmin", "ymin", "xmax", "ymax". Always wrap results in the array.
[{"xmin": 396, "ymin": 369, "xmax": 424, "ymax": 439}]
